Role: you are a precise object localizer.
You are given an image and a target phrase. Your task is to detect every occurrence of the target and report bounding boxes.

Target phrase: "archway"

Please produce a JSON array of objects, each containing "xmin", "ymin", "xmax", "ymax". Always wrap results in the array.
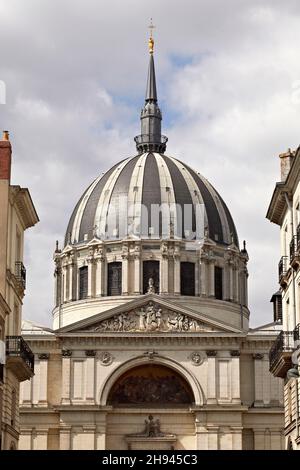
[
  {"xmin": 107, "ymin": 363, "xmax": 194, "ymax": 406},
  {"xmin": 103, "ymin": 358, "xmax": 200, "ymax": 450}
]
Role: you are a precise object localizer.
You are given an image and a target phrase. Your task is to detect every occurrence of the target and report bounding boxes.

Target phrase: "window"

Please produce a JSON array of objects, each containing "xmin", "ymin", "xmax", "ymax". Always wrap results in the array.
[
  {"xmin": 79, "ymin": 266, "xmax": 88, "ymax": 300},
  {"xmin": 180, "ymin": 262, "xmax": 195, "ymax": 296},
  {"xmin": 107, "ymin": 262, "xmax": 122, "ymax": 296},
  {"xmin": 143, "ymin": 261, "xmax": 159, "ymax": 294},
  {"xmin": 215, "ymin": 266, "xmax": 223, "ymax": 300}
]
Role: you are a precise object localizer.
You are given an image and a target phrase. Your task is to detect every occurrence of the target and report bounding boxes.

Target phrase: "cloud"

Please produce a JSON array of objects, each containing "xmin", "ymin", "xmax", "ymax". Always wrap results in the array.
[{"xmin": 1, "ymin": 0, "xmax": 299, "ymax": 326}]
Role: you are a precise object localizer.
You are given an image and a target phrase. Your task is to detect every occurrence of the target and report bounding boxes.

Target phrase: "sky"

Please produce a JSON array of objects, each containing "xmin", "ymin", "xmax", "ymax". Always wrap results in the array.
[{"xmin": 1, "ymin": 0, "xmax": 300, "ymax": 327}]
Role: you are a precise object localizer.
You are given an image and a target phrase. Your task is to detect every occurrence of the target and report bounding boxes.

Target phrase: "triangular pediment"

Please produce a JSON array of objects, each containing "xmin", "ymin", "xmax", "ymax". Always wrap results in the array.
[{"xmin": 58, "ymin": 295, "xmax": 242, "ymax": 334}]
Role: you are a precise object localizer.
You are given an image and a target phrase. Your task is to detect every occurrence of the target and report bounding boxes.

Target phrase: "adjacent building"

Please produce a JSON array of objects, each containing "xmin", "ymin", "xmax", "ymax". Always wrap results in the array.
[
  {"xmin": 267, "ymin": 148, "xmax": 300, "ymax": 450},
  {"xmin": 0, "ymin": 131, "xmax": 39, "ymax": 449},
  {"xmin": 18, "ymin": 39, "xmax": 284, "ymax": 450}
]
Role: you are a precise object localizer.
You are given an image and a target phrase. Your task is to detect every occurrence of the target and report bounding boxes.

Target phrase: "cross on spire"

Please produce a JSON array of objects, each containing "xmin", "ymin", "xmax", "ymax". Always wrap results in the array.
[{"xmin": 148, "ymin": 18, "xmax": 155, "ymax": 54}]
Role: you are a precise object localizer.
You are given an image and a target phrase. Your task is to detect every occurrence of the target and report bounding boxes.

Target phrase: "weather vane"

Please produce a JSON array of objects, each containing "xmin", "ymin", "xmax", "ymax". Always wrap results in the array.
[{"xmin": 148, "ymin": 18, "xmax": 155, "ymax": 54}]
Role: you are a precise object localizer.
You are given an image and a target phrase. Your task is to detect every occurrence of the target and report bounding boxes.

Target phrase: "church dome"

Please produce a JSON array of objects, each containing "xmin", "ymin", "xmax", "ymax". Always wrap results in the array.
[{"xmin": 65, "ymin": 153, "xmax": 238, "ymax": 247}]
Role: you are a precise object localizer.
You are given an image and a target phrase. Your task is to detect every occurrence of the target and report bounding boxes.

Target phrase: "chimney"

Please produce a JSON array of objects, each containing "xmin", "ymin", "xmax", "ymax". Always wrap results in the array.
[
  {"xmin": 279, "ymin": 148, "xmax": 294, "ymax": 182},
  {"xmin": 0, "ymin": 130, "xmax": 12, "ymax": 181}
]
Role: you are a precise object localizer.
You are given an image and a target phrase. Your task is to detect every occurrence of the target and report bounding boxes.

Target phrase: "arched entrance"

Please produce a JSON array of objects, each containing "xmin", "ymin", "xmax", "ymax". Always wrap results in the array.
[
  {"xmin": 104, "ymin": 361, "xmax": 198, "ymax": 450},
  {"xmin": 107, "ymin": 364, "xmax": 194, "ymax": 405}
]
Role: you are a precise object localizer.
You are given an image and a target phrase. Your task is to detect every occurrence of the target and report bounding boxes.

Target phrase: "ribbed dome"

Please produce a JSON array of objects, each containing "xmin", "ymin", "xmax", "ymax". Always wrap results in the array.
[{"xmin": 65, "ymin": 152, "xmax": 238, "ymax": 247}]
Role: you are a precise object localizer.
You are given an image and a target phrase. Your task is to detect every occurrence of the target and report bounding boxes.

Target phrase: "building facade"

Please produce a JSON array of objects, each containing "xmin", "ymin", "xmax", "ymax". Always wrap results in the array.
[
  {"xmin": 267, "ymin": 148, "xmax": 300, "ymax": 450},
  {"xmin": 0, "ymin": 131, "xmax": 39, "ymax": 450},
  {"xmin": 19, "ymin": 39, "xmax": 284, "ymax": 450}
]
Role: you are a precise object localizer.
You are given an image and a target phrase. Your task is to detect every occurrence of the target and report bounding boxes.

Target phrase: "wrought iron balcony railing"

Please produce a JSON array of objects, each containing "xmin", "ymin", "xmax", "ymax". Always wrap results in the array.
[
  {"xmin": 269, "ymin": 330, "xmax": 294, "ymax": 377},
  {"xmin": 297, "ymin": 222, "xmax": 300, "ymax": 250},
  {"xmin": 6, "ymin": 336, "xmax": 34, "ymax": 373},
  {"xmin": 15, "ymin": 261, "xmax": 26, "ymax": 290},
  {"xmin": 290, "ymin": 236, "xmax": 296, "ymax": 262},
  {"xmin": 278, "ymin": 256, "xmax": 288, "ymax": 283},
  {"xmin": 294, "ymin": 323, "xmax": 300, "ymax": 342}
]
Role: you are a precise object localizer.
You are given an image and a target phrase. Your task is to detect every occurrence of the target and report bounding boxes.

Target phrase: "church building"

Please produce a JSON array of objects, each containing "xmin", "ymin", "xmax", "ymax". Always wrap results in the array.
[{"xmin": 19, "ymin": 36, "xmax": 284, "ymax": 450}]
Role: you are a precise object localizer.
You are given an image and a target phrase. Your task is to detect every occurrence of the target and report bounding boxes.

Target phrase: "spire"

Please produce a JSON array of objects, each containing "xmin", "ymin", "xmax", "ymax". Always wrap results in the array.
[
  {"xmin": 145, "ymin": 54, "xmax": 157, "ymax": 102},
  {"xmin": 134, "ymin": 22, "xmax": 168, "ymax": 154}
]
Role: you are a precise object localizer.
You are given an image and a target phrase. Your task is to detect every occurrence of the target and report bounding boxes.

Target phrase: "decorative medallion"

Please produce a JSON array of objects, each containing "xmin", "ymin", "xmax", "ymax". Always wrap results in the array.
[
  {"xmin": 190, "ymin": 351, "xmax": 204, "ymax": 366},
  {"xmin": 99, "ymin": 351, "xmax": 113, "ymax": 366}
]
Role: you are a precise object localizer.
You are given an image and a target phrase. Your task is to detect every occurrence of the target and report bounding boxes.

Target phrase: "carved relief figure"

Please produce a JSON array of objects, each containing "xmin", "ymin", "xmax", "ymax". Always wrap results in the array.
[{"xmin": 91, "ymin": 303, "xmax": 212, "ymax": 333}]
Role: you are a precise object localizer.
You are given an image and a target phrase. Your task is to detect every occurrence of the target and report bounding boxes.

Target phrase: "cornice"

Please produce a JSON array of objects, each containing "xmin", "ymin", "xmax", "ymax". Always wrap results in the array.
[
  {"xmin": 9, "ymin": 186, "xmax": 39, "ymax": 230},
  {"xmin": 266, "ymin": 151, "xmax": 300, "ymax": 225}
]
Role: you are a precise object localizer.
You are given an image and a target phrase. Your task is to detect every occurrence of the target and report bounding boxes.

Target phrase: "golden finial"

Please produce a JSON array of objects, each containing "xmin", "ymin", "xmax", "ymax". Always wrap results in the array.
[{"xmin": 148, "ymin": 18, "xmax": 155, "ymax": 54}]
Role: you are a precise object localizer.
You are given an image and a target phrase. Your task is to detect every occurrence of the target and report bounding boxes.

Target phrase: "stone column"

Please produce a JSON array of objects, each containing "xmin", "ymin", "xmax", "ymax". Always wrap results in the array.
[
  {"xmin": 233, "ymin": 266, "xmax": 239, "ymax": 302},
  {"xmin": 207, "ymin": 426, "xmax": 219, "ymax": 450},
  {"xmin": 270, "ymin": 430, "xmax": 283, "ymax": 450},
  {"xmin": 61, "ymin": 350, "xmax": 72, "ymax": 405},
  {"xmin": 195, "ymin": 412, "xmax": 208, "ymax": 450},
  {"xmin": 230, "ymin": 351, "xmax": 241, "ymax": 404},
  {"xmin": 208, "ymin": 260, "xmax": 215, "ymax": 297},
  {"xmin": 253, "ymin": 353, "xmax": 264, "ymax": 407},
  {"xmin": 60, "ymin": 426, "xmax": 72, "ymax": 450},
  {"xmin": 38, "ymin": 353, "xmax": 49, "ymax": 406},
  {"xmin": 21, "ymin": 377, "xmax": 32, "ymax": 406},
  {"xmin": 33, "ymin": 429, "xmax": 48, "ymax": 450},
  {"xmin": 174, "ymin": 253, "xmax": 180, "ymax": 295},
  {"xmin": 262, "ymin": 355, "xmax": 271, "ymax": 406},
  {"xmin": 87, "ymin": 257, "xmax": 95, "ymax": 298},
  {"xmin": 244, "ymin": 268, "xmax": 248, "ymax": 307},
  {"xmin": 231, "ymin": 426, "xmax": 243, "ymax": 450},
  {"xmin": 68, "ymin": 261, "xmax": 74, "ymax": 301},
  {"xmin": 122, "ymin": 248, "xmax": 129, "ymax": 295},
  {"xmin": 95, "ymin": 413, "xmax": 107, "ymax": 450},
  {"xmin": 54, "ymin": 265, "xmax": 62, "ymax": 306},
  {"xmin": 95, "ymin": 254, "xmax": 104, "ymax": 297},
  {"xmin": 19, "ymin": 430, "xmax": 32, "ymax": 450},
  {"xmin": 253, "ymin": 429, "xmax": 265, "ymax": 450},
  {"xmin": 134, "ymin": 245, "xmax": 141, "ymax": 294},
  {"xmin": 200, "ymin": 259, "xmax": 207, "ymax": 296},
  {"xmin": 160, "ymin": 243, "xmax": 169, "ymax": 294},
  {"xmin": 32, "ymin": 359, "xmax": 40, "ymax": 405},
  {"xmin": 62, "ymin": 263, "xmax": 68, "ymax": 303},
  {"xmin": 206, "ymin": 350, "xmax": 217, "ymax": 404},
  {"xmin": 85, "ymin": 351, "xmax": 95, "ymax": 402}
]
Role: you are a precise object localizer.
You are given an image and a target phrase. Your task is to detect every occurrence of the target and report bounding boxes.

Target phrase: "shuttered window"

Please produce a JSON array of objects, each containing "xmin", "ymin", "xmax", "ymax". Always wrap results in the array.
[
  {"xmin": 107, "ymin": 262, "xmax": 122, "ymax": 296},
  {"xmin": 215, "ymin": 266, "xmax": 223, "ymax": 300},
  {"xmin": 79, "ymin": 266, "xmax": 88, "ymax": 300},
  {"xmin": 180, "ymin": 262, "xmax": 195, "ymax": 296}
]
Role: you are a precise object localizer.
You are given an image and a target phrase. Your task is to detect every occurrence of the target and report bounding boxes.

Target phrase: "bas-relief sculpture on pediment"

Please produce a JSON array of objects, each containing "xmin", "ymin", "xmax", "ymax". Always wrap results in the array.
[{"xmin": 85, "ymin": 302, "xmax": 215, "ymax": 333}]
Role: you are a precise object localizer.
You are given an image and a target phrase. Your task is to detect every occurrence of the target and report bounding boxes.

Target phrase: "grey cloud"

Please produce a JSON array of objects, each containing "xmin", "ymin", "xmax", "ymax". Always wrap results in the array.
[{"xmin": 1, "ymin": 0, "xmax": 298, "ymax": 326}]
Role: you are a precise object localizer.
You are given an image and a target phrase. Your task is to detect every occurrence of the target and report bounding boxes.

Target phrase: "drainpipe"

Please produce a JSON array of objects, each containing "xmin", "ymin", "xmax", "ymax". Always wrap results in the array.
[{"xmin": 284, "ymin": 192, "xmax": 297, "ymax": 330}]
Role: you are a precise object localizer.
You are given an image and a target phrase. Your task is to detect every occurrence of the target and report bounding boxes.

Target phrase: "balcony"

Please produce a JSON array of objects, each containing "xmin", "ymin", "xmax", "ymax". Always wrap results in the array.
[
  {"xmin": 15, "ymin": 261, "xmax": 26, "ymax": 290},
  {"xmin": 294, "ymin": 323, "xmax": 300, "ymax": 343},
  {"xmin": 6, "ymin": 336, "xmax": 34, "ymax": 381},
  {"xmin": 269, "ymin": 331, "xmax": 295, "ymax": 378},
  {"xmin": 278, "ymin": 256, "xmax": 289, "ymax": 287},
  {"xmin": 134, "ymin": 134, "xmax": 168, "ymax": 153},
  {"xmin": 290, "ymin": 235, "xmax": 300, "ymax": 270}
]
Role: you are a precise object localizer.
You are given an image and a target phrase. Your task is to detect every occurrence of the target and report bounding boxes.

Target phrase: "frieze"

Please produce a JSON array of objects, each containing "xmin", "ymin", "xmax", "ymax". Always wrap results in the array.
[{"xmin": 87, "ymin": 302, "xmax": 214, "ymax": 333}]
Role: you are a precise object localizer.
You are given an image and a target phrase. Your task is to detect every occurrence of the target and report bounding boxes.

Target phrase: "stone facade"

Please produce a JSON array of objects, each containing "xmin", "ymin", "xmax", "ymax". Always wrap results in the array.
[
  {"xmin": 19, "ymin": 296, "xmax": 284, "ymax": 450},
  {"xmin": 267, "ymin": 148, "xmax": 300, "ymax": 450},
  {"xmin": 0, "ymin": 131, "xmax": 39, "ymax": 450}
]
